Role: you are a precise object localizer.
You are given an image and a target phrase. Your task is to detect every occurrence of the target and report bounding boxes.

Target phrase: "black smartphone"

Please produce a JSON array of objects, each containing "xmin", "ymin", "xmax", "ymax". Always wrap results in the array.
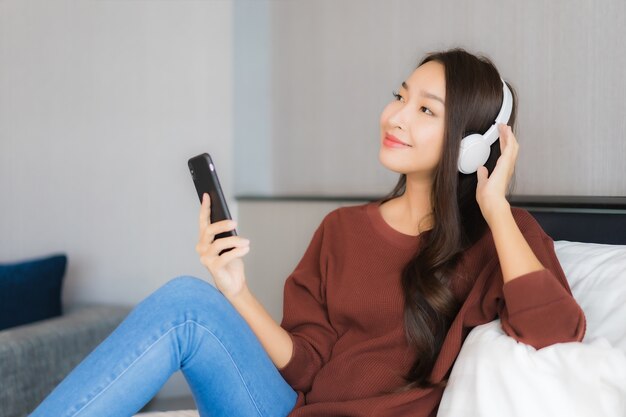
[{"xmin": 188, "ymin": 152, "xmax": 237, "ymax": 255}]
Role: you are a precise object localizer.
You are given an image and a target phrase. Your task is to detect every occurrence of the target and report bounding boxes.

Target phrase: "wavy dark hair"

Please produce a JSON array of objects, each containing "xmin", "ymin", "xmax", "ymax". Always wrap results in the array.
[{"xmin": 381, "ymin": 47, "xmax": 518, "ymax": 391}]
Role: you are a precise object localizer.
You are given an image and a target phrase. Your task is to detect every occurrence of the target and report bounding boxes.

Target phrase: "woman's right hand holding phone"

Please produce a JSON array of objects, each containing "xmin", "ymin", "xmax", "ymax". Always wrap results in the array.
[
  {"xmin": 195, "ymin": 193, "xmax": 294, "ymax": 369},
  {"xmin": 195, "ymin": 193, "xmax": 251, "ymax": 299}
]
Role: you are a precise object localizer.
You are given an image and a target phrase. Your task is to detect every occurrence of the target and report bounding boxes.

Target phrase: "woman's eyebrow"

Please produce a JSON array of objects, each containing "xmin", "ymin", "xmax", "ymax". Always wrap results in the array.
[{"xmin": 402, "ymin": 81, "xmax": 445, "ymax": 106}]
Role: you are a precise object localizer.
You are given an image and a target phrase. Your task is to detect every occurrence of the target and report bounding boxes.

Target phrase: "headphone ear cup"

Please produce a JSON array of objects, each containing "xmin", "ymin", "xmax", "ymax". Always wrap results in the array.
[{"xmin": 458, "ymin": 134, "xmax": 490, "ymax": 174}]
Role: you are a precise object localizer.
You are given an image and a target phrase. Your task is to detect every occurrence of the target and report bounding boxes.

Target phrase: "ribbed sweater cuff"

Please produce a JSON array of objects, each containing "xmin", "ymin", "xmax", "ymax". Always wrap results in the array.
[
  {"xmin": 278, "ymin": 332, "xmax": 304, "ymax": 386},
  {"xmin": 502, "ymin": 268, "xmax": 570, "ymax": 316}
]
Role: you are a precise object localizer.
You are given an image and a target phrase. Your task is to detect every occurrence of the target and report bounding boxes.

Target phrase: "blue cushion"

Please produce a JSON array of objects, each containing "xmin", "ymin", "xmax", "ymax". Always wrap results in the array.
[{"xmin": 0, "ymin": 253, "xmax": 67, "ymax": 331}]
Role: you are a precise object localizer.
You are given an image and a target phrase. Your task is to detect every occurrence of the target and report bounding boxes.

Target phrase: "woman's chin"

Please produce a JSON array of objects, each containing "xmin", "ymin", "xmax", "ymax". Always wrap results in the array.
[
  {"xmin": 378, "ymin": 150, "xmax": 412, "ymax": 174},
  {"xmin": 378, "ymin": 151, "xmax": 437, "ymax": 178}
]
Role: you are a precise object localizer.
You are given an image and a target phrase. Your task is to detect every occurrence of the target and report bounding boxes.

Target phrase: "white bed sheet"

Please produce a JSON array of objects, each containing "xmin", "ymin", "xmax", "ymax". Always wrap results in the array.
[{"xmin": 437, "ymin": 240, "xmax": 626, "ymax": 417}]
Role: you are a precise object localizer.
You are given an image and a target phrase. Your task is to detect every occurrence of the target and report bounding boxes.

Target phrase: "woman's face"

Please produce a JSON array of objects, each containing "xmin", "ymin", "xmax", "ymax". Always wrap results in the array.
[{"xmin": 379, "ymin": 60, "xmax": 447, "ymax": 179}]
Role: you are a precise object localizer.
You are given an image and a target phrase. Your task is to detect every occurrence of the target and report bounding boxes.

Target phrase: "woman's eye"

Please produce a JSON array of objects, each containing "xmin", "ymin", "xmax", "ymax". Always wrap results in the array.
[
  {"xmin": 392, "ymin": 90, "xmax": 404, "ymax": 102},
  {"xmin": 420, "ymin": 106, "xmax": 434, "ymax": 116},
  {"xmin": 392, "ymin": 91, "xmax": 434, "ymax": 116}
]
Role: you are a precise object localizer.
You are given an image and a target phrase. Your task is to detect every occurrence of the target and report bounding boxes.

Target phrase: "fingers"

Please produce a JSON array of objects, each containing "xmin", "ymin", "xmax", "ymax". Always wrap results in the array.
[
  {"xmin": 211, "ymin": 245, "xmax": 251, "ymax": 270},
  {"xmin": 196, "ymin": 220, "xmax": 241, "ymax": 254},
  {"xmin": 211, "ymin": 235, "xmax": 249, "ymax": 256},
  {"xmin": 498, "ymin": 123, "xmax": 519, "ymax": 159},
  {"xmin": 198, "ymin": 235, "xmax": 250, "ymax": 269},
  {"xmin": 197, "ymin": 219, "xmax": 236, "ymax": 248},
  {"xmin": 198, "ymin": 193, "xmax": 210, "ymax": 230},
  {"xmin": 476, "ymin": 165, "xmax": 488, "ymax": 183},
  {"xmin": 498, "ymin": 123, "xmax": 508, "ymax": 152}
]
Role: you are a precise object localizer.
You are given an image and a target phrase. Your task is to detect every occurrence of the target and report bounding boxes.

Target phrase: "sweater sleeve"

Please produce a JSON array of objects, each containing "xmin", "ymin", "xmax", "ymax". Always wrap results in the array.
[
  {"xmin": 481, "ymin": 212, "xmax": 586, "ymax": 349},
  {"xmin": 277, "ymin": 216, "xmax": 337, "ymax": 392}
]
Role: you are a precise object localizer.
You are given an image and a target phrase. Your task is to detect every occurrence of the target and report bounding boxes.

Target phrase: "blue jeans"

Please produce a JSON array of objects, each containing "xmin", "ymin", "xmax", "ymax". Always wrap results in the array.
[{"xmin": 29, "ymin": 276, "xmax": 298, "ymax": 417}]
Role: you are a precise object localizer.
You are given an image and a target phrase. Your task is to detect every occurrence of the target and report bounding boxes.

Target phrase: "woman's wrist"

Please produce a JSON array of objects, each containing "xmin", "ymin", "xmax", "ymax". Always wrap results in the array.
[
  {"xmin": 224, "ymin": 283, "xmax": 252, "ymax": 307},
  {"xmin": 482, "ymin": 198, "xmax": 511, "ymax": 226}
]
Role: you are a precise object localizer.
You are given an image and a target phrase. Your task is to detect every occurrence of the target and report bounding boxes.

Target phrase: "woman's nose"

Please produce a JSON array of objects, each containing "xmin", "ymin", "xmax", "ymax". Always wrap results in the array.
[{"xmin": 387, "ymin": 104, "xmax": 408, "ymax": 130}]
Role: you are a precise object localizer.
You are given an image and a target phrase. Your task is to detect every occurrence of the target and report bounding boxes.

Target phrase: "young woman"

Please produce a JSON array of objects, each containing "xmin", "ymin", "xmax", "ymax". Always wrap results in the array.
[{"xmin": 29, "ymin": 47, "xmax": 585, "ymax": 417}]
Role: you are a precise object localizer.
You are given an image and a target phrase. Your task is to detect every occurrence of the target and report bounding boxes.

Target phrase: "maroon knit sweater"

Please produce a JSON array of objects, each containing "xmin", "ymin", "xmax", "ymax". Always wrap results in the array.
[{"xmin": 278, "ymin": 199, "xmax": 586, "ymax": 417}]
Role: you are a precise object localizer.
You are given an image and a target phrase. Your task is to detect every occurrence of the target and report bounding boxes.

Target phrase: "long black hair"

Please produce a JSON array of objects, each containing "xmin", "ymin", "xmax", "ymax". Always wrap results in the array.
[{"xmin": 381, "ymin": 47, "xmax": 518, "ymax": 390}]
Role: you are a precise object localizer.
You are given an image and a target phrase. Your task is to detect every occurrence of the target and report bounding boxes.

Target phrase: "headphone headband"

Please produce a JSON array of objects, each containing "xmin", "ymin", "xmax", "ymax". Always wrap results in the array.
[
  {"xmin": 482, "ymin": 77, "xmax": 513, "ymax": 147},
  {"xmin": 457, "ymin": 77, "xmax": 514, "ymax": 174},
  {"xmin": 483, "ymin": 78, "xmax": 513, "ymax": 146}
]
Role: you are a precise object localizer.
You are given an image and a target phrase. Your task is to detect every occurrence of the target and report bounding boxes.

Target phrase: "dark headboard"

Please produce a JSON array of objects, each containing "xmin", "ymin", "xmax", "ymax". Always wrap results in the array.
[
  {"xmin": 236, "ymin": 194, "xmax": 626, "ymax": 245},
  {"xmin": 509, "ymin": 195, "xmax": 626, "ymax": 245}
]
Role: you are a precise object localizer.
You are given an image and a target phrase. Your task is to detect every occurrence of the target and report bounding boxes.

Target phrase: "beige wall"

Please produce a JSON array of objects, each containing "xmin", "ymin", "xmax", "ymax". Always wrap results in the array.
[{"xmin": 235, "ymin": 0, "xmax": 626, "ymax": 197}]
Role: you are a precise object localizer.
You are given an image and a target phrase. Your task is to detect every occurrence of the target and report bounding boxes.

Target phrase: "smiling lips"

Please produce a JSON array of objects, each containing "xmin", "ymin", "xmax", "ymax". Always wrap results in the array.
[{"xmin": 384, "ymin": 133, "xmax": 412, "ymax": 148}]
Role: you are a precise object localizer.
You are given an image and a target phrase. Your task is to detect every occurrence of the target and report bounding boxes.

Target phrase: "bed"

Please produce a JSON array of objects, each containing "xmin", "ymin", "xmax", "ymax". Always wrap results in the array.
[
  {"xmin": 137, "ymin": 195, "xmax": 626, "ymax": 417},
  {"xmin": 438, "ymin": 194, "xmax": 626, "ymax": 417}
]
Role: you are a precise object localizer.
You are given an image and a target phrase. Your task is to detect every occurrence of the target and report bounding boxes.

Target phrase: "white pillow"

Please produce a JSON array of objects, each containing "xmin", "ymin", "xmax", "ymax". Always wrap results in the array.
[
  {"xmin": 437, "ymin": 320, "xmax": 626, "ymax": 417},
  {"xmin": 553, "ymin": 240, "xmax": 626, "ymax": 351},
  {"xmin": 437, "ymin": 240, "xmax": 626, "ymax": 417}
]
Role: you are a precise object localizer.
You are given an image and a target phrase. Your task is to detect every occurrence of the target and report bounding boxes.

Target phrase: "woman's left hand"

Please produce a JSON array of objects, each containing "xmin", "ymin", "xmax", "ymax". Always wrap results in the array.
[{"xmin": 476, "ymin": 123, "xmax": 519, "ymax": 223}]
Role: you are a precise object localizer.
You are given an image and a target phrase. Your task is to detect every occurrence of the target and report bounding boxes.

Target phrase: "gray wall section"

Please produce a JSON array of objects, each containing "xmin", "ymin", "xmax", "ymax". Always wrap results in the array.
[
  {"xmin": 0, "ymin": 0, "xmax": 234, "ymax": 306},
  {"xmin": 236, "ymin": 0, "xmax": 626, "ymax": 197},
  {"xmin": 0, "ymin": 0, "xmax": 234, "ymax": 400},
  {"xmin": 234, "ymin": 0, "xmax": 273, "ymax": 195}
]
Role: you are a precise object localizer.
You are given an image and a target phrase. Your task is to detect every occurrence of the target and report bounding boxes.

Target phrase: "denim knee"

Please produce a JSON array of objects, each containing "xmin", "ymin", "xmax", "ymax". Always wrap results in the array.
[
  {"xmin": 151, "ymin": 275, "xmax": 226, "ymax": 312},
  {"xmin": 163, "ymin": 275, "xmax": 213, "ymax": 293}
]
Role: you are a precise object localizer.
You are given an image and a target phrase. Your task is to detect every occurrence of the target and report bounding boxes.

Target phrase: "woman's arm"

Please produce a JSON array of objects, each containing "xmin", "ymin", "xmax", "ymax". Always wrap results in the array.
[
  {"xmin": 226, "ymin": 287, "xmax": 293, "ymax": 369},
  {"xmin": 195, "ymin": 193, "xmax": 293, "ymax": 369},
  {"xmin": 484, "ymin": 200, "xmax": 545, "ymax": 284},
  {"xmin": 476, "ymin": 123, "xmax": 544, "ymax": 283},
  {"xmin": 475, "ymin": 124, "xmax": 585, "ymax": 347}
]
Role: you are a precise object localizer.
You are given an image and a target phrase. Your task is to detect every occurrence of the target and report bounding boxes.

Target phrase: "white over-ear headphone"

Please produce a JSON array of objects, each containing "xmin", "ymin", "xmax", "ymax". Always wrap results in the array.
[{"xmin": 457, "ymin": 77, "xmax": 513, "ymax": 174}]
